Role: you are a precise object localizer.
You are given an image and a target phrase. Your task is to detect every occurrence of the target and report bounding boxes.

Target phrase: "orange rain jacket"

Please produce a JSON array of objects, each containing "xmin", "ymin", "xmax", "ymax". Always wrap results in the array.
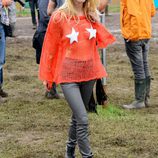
[
  {"xmin": 120, "ymin": 0, "xmax": 156, "ymax": 41},
  {"xmin": 39, "ymin": 12, "xmax": 115, "ymax": 85}
]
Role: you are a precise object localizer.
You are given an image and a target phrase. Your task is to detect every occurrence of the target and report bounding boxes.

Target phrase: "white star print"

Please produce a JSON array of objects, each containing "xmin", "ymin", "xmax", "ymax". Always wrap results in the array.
[
  {"xmin": 66, "ymin": 28, "xmax": 79, "ymax": 44},
  {"xmin": 86, "ymin": 26, "xmax": 96, "ymax": 39}
]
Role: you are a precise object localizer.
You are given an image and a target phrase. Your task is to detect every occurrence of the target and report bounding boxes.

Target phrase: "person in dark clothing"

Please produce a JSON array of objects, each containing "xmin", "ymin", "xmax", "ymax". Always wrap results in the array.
[
  {"xmin": 0, "ymin": 0, "xmax": 12, "ymax": 102},
  {"xmin": 33, "ymin": 0, "xmax": 60, "ymax": 99},
  {"xmin": 26, "ymin": 0, "xmax": 39, "ymax": 29}
]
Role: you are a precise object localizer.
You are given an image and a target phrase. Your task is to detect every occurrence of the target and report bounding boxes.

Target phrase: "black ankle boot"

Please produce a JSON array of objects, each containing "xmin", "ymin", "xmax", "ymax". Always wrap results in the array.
[{"xmin": 65, "ymin": 146, "xmax": 75, "ymax": 158}]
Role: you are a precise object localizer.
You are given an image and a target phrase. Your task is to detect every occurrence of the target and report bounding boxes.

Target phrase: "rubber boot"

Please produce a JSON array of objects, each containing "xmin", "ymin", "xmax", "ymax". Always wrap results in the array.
[
  {"xmin": 65, "ymin": 146, "xmax": 75, "ymax": 158},
  {"xmin": 145, "ymin": 76, "xmax": 151, "ymax": 107},
  {"xmin": 122, "ymin": 79, "xmax": 146, "ymax": 109}
]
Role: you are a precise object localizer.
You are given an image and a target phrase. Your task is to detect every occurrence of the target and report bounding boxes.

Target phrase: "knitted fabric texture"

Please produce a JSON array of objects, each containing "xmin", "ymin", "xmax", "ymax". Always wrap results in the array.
[{"xmin": 39, "ymin": 12, "xmax": 116, "ymax": 85}]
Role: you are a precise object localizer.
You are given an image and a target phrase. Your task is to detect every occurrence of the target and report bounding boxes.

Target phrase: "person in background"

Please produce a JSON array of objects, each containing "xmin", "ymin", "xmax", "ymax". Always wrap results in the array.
[
  {"xmin": 47, "ymin": 0, "xmax": 64, "ymax": 16},
  {"xmin": 34, "ymin": 0, "xmax": 49, "ymax": 65},
  {"xmin": 26, "ymin": 0, "xmax": 39, "ymax": 29},
  {"xmin": 121, "ymin": 0, "xmax": 156, "ymax": 109},
  {"xmin": 98, "ymin": 0, "xmax": 108, "ymax": 13},
  {"xmin": 0, "ymin": 0, "xmax": 12, "ymax": 103},
  {"xmin": 33, "ymin": 0, "xmax": 64, "ymax": 99},
  {"xmin": 45, "ymin": 0, "xmax": 65, "ymax": 99},
  {"xmin": 8, "ymin": 1, "xmax": 16, "ymax": 37},
  {"xmin": 39, "ymin": 0, "xmax": 115, "ymax": 157},
  {"xmin": 8, "ymin": 0, "xmax": 25, "ymax": 37},
  {"xmin": 105, "ymin": 0, "xmax": 111, "ymax": 16}
]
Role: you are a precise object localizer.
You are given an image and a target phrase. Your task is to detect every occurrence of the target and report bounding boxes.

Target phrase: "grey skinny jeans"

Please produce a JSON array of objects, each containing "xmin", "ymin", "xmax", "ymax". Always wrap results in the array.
[
  {"xmin": 61, "ymin": 80, "xmax": 95, "ymax": 158},
  {"xmin": 125, "ymin": 39, "xmax": 150, "ymax": 80}
]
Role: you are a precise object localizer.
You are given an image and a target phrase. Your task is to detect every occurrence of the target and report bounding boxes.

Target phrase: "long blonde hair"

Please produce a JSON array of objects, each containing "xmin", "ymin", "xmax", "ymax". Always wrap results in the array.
[{"xmin": 57, "ymin": 0, "xmax": 100, "ymax": 22}]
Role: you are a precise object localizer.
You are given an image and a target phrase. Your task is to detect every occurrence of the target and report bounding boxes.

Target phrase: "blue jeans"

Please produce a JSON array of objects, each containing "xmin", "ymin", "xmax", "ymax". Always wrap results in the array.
[
  {"xmin": 125, "ymin": 39, "xmax": 150, "ymax": 80},
  {"xmin": 0, "ymin": 23, "xmax": 6, "ymax": 86}
]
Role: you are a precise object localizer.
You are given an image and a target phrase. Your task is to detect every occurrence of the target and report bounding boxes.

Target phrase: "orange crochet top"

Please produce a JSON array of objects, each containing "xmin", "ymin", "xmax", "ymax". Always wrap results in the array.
[{"xmin": 39, "ymin": 12, "xmax": 116, "ymax": 85}]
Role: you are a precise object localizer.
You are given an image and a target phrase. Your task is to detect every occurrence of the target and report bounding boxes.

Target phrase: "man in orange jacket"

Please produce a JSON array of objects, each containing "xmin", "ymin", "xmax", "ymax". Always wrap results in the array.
[{"xmin": 120, "ymin": 0, "xmax": 156, "ymax": 109}]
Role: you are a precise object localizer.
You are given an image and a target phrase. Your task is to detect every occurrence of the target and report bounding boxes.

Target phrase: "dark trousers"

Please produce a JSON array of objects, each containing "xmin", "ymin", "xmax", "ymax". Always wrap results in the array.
[
  {"xmin": 29, "ymin": 0, "xmax": 39, "ymax": 25},
  {"xmin": 125, "ymin": 39, "xmax": 150, "ymax": 80}
]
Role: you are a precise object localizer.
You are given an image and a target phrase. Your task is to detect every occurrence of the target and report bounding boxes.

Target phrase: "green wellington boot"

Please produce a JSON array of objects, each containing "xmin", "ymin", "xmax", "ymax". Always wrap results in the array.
[
  {"xmin": 122, "ymin": 79, "xmax": 146, "ymax": 109},
  {"xmin": 65, "ymin": 146, "xmax": 75, "ymax": 158},
  {"xmin": 145, "ymin": 76, "xmax": 151, "ymax": 107}
]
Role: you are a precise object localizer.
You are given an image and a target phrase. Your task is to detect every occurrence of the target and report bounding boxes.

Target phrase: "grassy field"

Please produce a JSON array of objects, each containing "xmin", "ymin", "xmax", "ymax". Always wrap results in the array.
[
  {"xmin": 0, "ymin": 37, "xmax": 158, "ymax": 158},
  {"xmin": 109, "ymin": 5, "xmax": 120, "ymax": 13},
  {"xmin": 16, "ymin": 8, "xmax": 31, "ymax": 17}
]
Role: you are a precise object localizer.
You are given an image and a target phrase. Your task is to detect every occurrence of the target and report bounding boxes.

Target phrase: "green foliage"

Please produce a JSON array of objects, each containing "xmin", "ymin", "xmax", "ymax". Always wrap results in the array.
[
  {"xmin": 109, "ymin": 5, "xmax": 120, "ymax": 13},
  {"xmin": 16, "ymin": 8, "xmax": 31, "ymax": 17}
]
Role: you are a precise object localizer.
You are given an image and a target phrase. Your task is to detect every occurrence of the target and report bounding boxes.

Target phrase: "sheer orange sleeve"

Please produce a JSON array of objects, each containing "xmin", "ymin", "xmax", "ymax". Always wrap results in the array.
[
  {"xmin": 93, "ymin": 22, "xmax": 116, "ymax": 49},
  {"xmin": 39, "ymin": 15, "xmax": 62, "ymax": 84}
]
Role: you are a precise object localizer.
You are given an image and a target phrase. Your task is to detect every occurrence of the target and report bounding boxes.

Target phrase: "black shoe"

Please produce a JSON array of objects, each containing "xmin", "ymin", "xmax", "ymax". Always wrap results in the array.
[{"xmin": 0, "ymin": 89, "xmax": 8, "ymax": 98}]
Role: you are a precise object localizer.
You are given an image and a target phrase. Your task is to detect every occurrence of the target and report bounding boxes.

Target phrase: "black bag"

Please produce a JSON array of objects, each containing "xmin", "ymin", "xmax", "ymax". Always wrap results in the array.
[
  {"xmin": 87, "ymin": 79, "xmax": 108, "ymax": 113},
  {"xmin": 32, "ymin": 30, "xmax": 46, "ymax": 64},
  {"xmin": 32, "ymin": 30, "xmax": 40, "ymax": 49},
  {"xmin": 96, "ymin": 79, "xmax": 108, "ymax": 105},
  {"xmin": 3, "ymin": 24, "xmax": 13, "ymax": 37},
  {"xmin": 87, "ymin": 92, "xmax": 97, "ymax": 113}
]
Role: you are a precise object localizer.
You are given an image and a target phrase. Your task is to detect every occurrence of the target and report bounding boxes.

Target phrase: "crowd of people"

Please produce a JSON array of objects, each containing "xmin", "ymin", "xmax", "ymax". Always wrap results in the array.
[{"xmin": 0, "ymin": 0, "xmax": 156, "ymax": 157}]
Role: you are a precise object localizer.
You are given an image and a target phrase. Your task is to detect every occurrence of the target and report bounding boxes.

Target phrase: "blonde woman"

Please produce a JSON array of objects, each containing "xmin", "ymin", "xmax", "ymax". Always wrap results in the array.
[{"xmin": 39, "ymin": 0, "xmax": 115, "ymax": 157}]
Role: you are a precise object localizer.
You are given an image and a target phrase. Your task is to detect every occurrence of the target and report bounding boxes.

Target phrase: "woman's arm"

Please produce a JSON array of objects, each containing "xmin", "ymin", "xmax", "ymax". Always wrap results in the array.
[
  {"xmin": 98, "ymin": 0, "xmax": 108, "ymax": 13},
  {"xmin": 47, "ymin": 0, "xmax": 56, "ymax": 16}
]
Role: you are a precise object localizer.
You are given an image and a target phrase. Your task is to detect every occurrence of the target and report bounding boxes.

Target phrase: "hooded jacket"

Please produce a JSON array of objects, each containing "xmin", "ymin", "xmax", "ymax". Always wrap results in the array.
[{"xmin": 120, "ymin": 0, "xmax": 156, "ymax": 41}]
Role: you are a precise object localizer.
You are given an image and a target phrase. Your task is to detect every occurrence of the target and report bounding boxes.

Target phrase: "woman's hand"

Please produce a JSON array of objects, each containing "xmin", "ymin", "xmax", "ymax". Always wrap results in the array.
[
  {"xmin": 88, "ymin": 11, "xmax": 100, "ymax": 22},
  {"xmin": 47, "ymin": 0, "xmax": 56, "ymax": 16},
  {"xmin": 98, "ymin": 0, "xmax": 108, "ymax": 13},
  {"xmin": 2, "ymin": 0, "xmax": 13, "ymax": 7},
  {"xmin": 43, "ymin": 81, "xmax": 52, "ymax": 91}
]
